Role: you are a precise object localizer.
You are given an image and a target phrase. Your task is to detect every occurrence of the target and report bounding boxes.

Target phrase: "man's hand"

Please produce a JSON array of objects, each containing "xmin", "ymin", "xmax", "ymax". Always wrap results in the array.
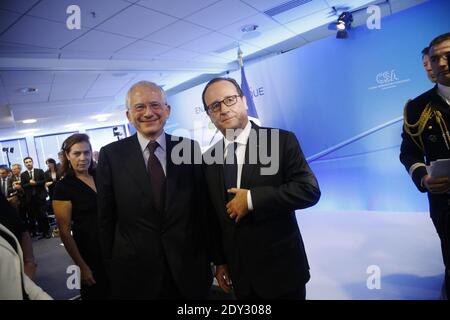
[
  {"xmin": 45, "ymin": 181, "xmax": 53, "ymax": 187},
  {"xmin": 29, "ymin": 179, "xmax": 36, "ymax": 186},
  {"xmin": 13, "ymin": 182, "xmax": 22, "ymax": 190},
  {"xmin": 226, "ymin": 188, "xmax": 249, "ymax": 223},
  {"xmin": 215, "ymin": 264, "xmax": 232, "ymax": 293},
  {"xmin": 423, "ymin": 175, "xmax": 450, "ymax": 194}
]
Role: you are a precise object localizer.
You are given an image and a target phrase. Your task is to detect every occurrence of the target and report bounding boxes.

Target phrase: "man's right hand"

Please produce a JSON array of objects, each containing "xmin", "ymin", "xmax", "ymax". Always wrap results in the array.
[
  {"xmin": 215, "ymin": 264, "xmax": 232, "ymax": 293},
  {"xmin": 422, "ymin": 175, "xmax": 450, "ymax": 193}
]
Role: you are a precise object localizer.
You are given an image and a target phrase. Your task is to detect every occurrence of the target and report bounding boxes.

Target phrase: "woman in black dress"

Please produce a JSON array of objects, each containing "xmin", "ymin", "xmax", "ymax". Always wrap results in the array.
[
  {"xmin": 52, "ymin": 134, "xmax": 108, "ymax": 300},
  {"xmin": 44, "ymin": 158, "xmax": 61, "ymax": 215}
]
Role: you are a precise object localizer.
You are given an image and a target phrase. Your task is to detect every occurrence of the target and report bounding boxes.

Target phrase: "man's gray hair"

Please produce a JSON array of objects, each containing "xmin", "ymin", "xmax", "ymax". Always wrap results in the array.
[
  {"xmin": 11, "ymin": 163, "xmax": 22, "ymax": 170},
  {"xmin": 125, "ymin": 81, "xmax": 167, "ymax": 109}
]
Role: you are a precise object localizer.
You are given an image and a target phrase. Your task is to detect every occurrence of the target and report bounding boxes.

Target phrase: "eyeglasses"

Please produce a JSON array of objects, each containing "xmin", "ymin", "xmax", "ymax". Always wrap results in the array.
[
  {"xmin": 206, "ymin": 95, "xmax": 241, "ymax": 114},
  {"xmin": 131, "ymin": 102, "xmax": 165, "ymax": 113}
]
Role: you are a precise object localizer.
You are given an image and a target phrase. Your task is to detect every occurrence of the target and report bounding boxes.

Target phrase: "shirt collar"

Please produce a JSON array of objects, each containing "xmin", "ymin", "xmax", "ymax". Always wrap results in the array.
[
  {"xmin": 223, "ymin": 120, "xmax": 252, "ymax": 150},
  {"xmin": 438, "ymin": 83, "xmax": 450, "ymax": 104},
  {"xmin": 137, "ymin": 131, "xmax": 166, "ymax": 153}
]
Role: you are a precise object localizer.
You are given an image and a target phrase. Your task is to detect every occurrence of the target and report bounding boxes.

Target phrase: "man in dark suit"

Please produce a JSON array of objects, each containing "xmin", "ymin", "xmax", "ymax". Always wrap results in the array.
[
  {"xmin": 96, "ymin": 81, "xmax": 214, "ymax": 299},
  {"xmin": 0, "ymin": 167, "xmax": 11, "ymax": 198},
  {"xmin": 400, "ymin": 33, "xmax": 450, "ymax": 298},
  {"xmin": 20, "ymin": 157, "xmax": 51, "ymax": 239},
  {"xmin": 202, "ymin": 77, "xmax": 321, "ymax": 300}
]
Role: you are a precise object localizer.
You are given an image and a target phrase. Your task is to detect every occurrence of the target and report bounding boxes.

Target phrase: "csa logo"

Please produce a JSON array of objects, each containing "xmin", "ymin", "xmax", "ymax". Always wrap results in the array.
[{"xmin": 369, "ymin": 69, "xmax": 410, "ymax": 91}]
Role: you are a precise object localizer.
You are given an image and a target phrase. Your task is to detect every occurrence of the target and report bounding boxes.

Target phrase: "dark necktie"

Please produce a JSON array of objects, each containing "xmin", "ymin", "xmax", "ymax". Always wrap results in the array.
[
  {"xmin": 223, "ymin": 142, "xmax": 238, "ymax": 202},
  {"xmin": 147, "ymin": 141, "xmax": 166, "ymax": 212}
]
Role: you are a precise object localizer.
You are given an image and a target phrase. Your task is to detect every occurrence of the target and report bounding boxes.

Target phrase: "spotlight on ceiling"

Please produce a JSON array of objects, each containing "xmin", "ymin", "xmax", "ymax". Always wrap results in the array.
[{"xmin": 336, "ymin": 12, "xmax": 353, "ymax": 39}]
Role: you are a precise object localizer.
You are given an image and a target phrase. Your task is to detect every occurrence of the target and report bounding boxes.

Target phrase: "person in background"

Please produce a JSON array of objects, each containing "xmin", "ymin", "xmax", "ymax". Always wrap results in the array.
[
  {"xmin": 53, "ymin": 133, "xmax": 109, "ymax": 300},
  {"xmin": 44, "ymin": 158, "xmax": 61, "ymax": 207},
  {"xmin": 422, "ymin": 46, "xmax": 437, "ymax": 83},
  {"xmin": 20, "ymin": 157, "xmax": 51, "ymax": 239}
]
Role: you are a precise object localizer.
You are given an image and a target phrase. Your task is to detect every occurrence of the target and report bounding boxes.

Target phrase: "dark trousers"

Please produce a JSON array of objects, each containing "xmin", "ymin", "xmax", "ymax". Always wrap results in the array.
[
  {"xmin": 236, "ymin": 285, "xmax": 306, "ymax": 300},
  {"xmin": 157, "ymin": 255, "xmax": 183, "ymax": 300},
  {"xmin": 431, "ymin": 209, "xmax": 450, "ymax": 297},
  {"xmin": 27, "ymin": 196, "xmax": 50, "ymax": 235}
]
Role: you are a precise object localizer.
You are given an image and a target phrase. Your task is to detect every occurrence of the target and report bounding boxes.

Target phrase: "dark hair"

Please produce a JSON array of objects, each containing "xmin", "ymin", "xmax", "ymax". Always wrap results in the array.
[
  {"xmin": 46, "ymin": 158, "xmax": 57, "ymax": 170},
  {"xmin": 60, "ymin": 133, "xmax": 94, "ymax": 176},
  {"xmin": 421, "ymin": 46, "xmax": 429, "ymax": 57},
  {"xmin": 23, "ymin": 156, "xmax": 33, "ymax": 163},
  {"xmin": 429, "ymin": 32, "xmax": 450, "ymax": 50},
  {"xmin": 202, "ymin": 77, "xmax": 243, "ymax": 111}
]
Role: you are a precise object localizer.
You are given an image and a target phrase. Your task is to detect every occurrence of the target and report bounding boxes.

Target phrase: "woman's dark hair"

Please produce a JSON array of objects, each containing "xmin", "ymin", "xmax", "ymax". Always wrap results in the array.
[
  {"xmin": 60, "ymin": 133, "xmax": 94, "ymax": 176},
  {"xmin": 46, "ymin": 158, "xmax": 57, "ymax": 170}
]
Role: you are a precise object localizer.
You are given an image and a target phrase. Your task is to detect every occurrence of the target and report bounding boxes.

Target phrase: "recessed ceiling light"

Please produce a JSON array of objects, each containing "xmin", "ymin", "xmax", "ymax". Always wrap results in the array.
[
  {"xmin": 91, "ymin": 114, "xmax": 111, "ymax": 120},
  {"xmin": 97, "ymin": 117, "xmax": 108, "ymax": 122},
  {"xmin": 64, "ymin": 123, "xmax": 82, "ymax": 128},
  {"xmin": 22, "ymin": 119, "xmax": 37, "ymax": 124},
  {"xmin": 241, "ymin": 24, "xmax": 258, "ymax": 33},
  {"xmin": 20, "ymin": 87, "xmax": 38, "ymax": 93}
]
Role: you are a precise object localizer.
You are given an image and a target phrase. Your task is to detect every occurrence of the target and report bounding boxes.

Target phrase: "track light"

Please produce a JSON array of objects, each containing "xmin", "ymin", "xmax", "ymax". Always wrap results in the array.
[{"xmin": 336, "ymin": 12, "xmax": 353, "ymax": 39}]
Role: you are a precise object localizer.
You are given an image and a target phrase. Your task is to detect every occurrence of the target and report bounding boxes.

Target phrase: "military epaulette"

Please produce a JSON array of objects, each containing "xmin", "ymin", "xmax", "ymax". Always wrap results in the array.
[{"xmin": 403, "ymin": 86, "xmax": 450, "ymax": 151}]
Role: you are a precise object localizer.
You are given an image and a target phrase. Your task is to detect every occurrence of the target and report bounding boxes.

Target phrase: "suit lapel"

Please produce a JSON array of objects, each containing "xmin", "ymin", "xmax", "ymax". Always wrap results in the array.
[{"xmin": 123, "ymin": 134, "xmax": 154, "ymax": 201}]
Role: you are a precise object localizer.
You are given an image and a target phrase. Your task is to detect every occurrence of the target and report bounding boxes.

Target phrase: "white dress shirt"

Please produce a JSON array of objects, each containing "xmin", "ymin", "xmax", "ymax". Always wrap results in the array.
[
  {"xmin": 137, "ymin": 131, "xmax": 167, "ymax": 176},
  {"xmin": 438, "ymin": 83, "xmax": 450, "ymax": 106},
  {"xmin": 223, "ymin": 120, "xmax": 254, "ymax": 211}
]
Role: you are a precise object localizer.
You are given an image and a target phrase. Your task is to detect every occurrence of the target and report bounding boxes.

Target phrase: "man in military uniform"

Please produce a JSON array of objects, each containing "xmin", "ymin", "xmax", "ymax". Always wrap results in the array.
[{"xmin": 400, "ymin": 32, "xmax": 450, "ymax": 298}]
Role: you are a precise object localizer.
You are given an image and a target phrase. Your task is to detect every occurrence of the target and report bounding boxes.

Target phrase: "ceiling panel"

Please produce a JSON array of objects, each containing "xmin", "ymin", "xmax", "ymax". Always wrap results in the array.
[
  {"xmin": 180, "ymin": 32, "xmax": 236, "ymax": 55},
  {"xmin": 0, "ymin": 15, "xmax": 86, "ymax": 49},
  {"xmin": 137, "ymin": 0, "xmax": 219, "ymax": 18},
  {"xmin": 27, "ymin": 0, "xmax": 132, "ymax": 29},
  {"xmin": 157, "ymin": 48, "xmax": 200, "ymax": 61},
  {"xmin": 4, "ymin": 83, "xmax": 52, "ymax": 104},
  {"xmin": 115, "ymin": 40, "xmax": 171, "ymax": 56},
  {"xmin": 96, "ymin": 5, "xmax": 176, "ymax": 39},
  {"xmin": 241, "ymin": 0, "xmax": 299, "ymax": 12},
  {"xmin": 85, "ymin": 72, "xmax": 136, "ymax": 98},
  {"xmin": 285, "ymin": 8, "xmax": 335, "ymax": 34},
  {"xmin": 186, "ymin": 0, "xmax": 258, "ymax": 30},
  {"xmin": 144, "ymin": 20, "xmax": 211, "ymax": 47},
  {"xmin": 240, "ymin": 26, "xmax": 296, "ymax": 49},
  {"xmin": 0, "ymin": 10, "xmax": 21, "ymax": 34},
  {"xmin": 271, "ymin": 0, "xmax": 329, "ymax": 24},
  {"xmin": 63, "ymin": 30, "xmax": 135, "ymax": 52},
  {"xmin": 1, "ymin": 71, "xmax": 54, "ymax": 86},
  {"xmin": 0, "ymin": 0, "xmax": 40, "ymax": 14},
  {"xmin": 49, "ymin": 72, "xmax": 99, "ymax": 101}
]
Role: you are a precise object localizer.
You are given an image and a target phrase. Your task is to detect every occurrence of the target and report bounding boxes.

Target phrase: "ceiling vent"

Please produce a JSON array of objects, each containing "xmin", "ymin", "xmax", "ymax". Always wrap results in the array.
[{"xmin": 264, "ymin": 0, "xmax": 312, "ymax": 17}]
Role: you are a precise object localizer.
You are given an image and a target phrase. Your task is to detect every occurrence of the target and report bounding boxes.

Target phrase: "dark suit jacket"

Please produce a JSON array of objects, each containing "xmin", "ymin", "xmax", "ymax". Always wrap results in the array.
[
  {"xmin": 96, "ymin": 133, "xmax": 213, "ymax": 299},
  {"xmin": 203, "ymin": 122, "xmax": 321, "ymax": 299},
  {"xmin": 20, "ymin": 169, "xmax": 47, "ymax": 202}
]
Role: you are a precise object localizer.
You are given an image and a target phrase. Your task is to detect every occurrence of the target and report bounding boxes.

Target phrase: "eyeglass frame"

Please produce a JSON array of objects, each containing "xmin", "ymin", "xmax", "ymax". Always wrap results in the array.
[
  {"xmin": 129, "ymin": 101, "xmax": 167, "ymax": 113},
  {"xmin": 206, "ymin": 94, "xmax": 242, "ymax": 115}
]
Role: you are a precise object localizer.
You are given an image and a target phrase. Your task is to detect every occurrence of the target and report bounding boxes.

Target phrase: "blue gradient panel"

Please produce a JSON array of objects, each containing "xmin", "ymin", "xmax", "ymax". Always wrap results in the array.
[{"xmin": 167, "ymin": 0, "xmax": 449, "ymax": 213}]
